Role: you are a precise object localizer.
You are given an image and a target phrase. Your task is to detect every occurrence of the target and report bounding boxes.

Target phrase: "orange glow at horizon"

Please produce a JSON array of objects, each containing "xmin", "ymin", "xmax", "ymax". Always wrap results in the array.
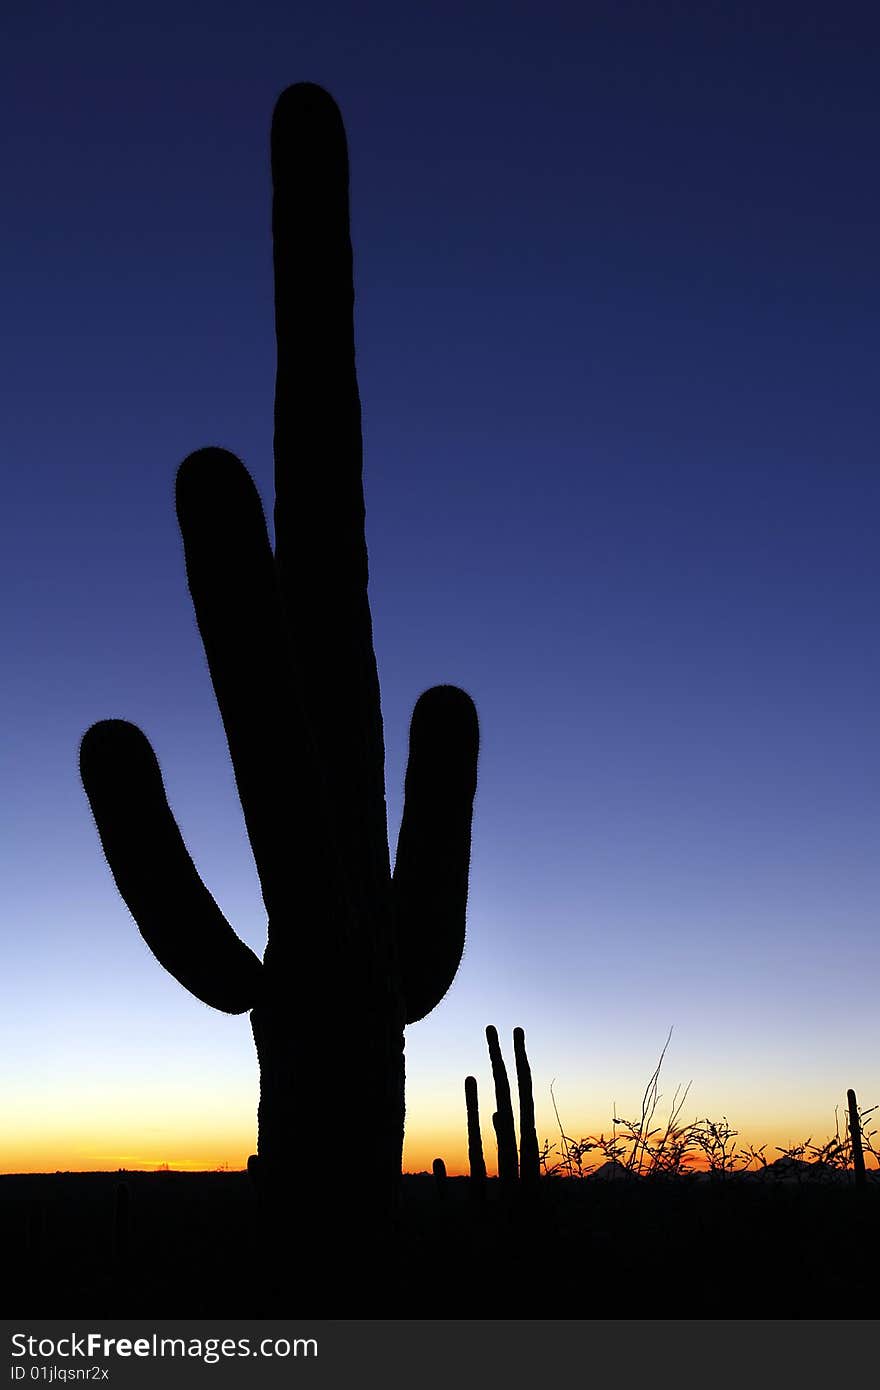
[
  {"xmin": 0, "ymin": 1111, "xmax": 257, "ymax": 1176},
  {"xmin": 3, "ymin": 1114, "xmax": 872, "ymax": 1177}
]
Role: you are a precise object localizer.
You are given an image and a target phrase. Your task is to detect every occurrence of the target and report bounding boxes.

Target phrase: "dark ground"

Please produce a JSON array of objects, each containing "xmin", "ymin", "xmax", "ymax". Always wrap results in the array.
[{"xmin": 2, "ymin": 1171, "xmax": 876, "ymax": 1318}]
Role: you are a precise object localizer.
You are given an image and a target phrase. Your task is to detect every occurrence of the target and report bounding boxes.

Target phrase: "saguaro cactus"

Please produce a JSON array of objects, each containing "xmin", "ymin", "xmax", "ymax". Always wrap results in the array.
[{"xmin": 79, "ymin": 83, "xmax": 479, "ymax": 1287}]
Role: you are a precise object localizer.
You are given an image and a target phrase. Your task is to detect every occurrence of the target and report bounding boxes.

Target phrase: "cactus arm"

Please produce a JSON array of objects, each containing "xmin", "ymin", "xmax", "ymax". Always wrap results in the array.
[
  {"xmin": 392, "ymin": 685, "xmax": 479, "ymax": 1024},
  {"xmin": 79, "ymin": 720, "xmax": 263, "ymax": 1013},
  {"xmin": 270, "ymin": 83, "xmax": 388, "ymax": 912},
  {"xmin": 175, "ymin": 447, "xmax": 343, "ymax": 925}
]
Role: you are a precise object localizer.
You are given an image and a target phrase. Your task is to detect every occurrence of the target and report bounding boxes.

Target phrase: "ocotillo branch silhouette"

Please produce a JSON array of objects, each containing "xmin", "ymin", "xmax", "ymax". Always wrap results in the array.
[{"xmin": 79, "ymin": 83, "xmax": 479, "ymax": 1285}]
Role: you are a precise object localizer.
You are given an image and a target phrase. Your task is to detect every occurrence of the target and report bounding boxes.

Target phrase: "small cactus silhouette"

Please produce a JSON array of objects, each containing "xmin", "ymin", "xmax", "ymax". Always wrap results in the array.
[
  {"xmin": 79, "ymin": 84, "xmax": 479, "ymax": 1286},
  {"xmin": 474, "ymin": 1027, "xmax": 541, "ymax": 1195},
  {"xmin": 465, "ymin": 1074, "xmax": 487, "ymax": 1199},
  {"xmin": 486, "ymin": 1025, "xmax": 519, "ymax": 1186},
  {"xmin": 513, "ymin": 1026, "xmax": 540, "ymax": 1190}
]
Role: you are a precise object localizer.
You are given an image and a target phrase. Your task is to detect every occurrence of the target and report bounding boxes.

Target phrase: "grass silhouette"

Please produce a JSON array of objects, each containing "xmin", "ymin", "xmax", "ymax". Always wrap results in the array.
[{"xmin": 538, "ymin": 1034, "xmax": 879, "ymax": 1183}]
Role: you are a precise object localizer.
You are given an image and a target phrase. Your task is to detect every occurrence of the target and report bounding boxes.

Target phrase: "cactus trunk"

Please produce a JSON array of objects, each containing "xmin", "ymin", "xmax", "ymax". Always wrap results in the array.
[{"xmin": 251, "ymin": 997, "xmax": 404, "ymax": 1227}]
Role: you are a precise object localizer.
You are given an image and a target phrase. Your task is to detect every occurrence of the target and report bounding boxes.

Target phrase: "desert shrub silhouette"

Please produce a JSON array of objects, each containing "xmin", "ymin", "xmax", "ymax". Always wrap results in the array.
[{"xmin": 79, "ymin": 83, "xmax": 479, "ymax": 1304}]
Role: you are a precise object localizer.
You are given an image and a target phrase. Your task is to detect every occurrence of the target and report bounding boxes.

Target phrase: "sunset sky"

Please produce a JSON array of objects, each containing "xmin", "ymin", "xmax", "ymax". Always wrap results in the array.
[{"xmin": 3, "ymin": 1, "xmax": 879, "ymax": 1176}]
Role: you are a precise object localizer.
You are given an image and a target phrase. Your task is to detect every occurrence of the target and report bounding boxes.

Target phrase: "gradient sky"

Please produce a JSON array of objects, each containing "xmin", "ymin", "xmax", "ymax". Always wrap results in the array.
[{"xmin": 3, "ymin": 0, "xmax": 879, "ymax": 1175}]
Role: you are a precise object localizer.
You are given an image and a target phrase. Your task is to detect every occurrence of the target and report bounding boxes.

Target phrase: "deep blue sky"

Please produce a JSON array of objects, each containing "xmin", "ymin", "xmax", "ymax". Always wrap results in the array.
[{"xmin": 3, "ymin": 1, "xmax": 879, "ymax": 1170}]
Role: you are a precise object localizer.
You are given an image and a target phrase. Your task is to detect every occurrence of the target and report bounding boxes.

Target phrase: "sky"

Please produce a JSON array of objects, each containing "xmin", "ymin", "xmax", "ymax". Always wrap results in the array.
[{"xmin": 2, "ymin": 0, "xmax": 879, "ymax": 1176}]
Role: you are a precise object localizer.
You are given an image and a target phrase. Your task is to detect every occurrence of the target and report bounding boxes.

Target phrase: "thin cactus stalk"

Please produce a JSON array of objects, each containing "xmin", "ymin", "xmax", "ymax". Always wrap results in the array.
[
  {"xmin": 465, "ymin": 1074, "xmax": 487, "ymax": 1199},
  {"xmin": 78, "ymin": 84, "xmax": 479, "ymax": 1295},
  {"xmin": 513, "ymin": 1026, "xmax": 540, "ymax": 1190},
  {"xmin": 486, "ymin": 1025, "xmax": 518, "ymax": 1185},
  {"xmin": 847, "ymin": 1088, "xmax": 867, "ymax": 1190}
]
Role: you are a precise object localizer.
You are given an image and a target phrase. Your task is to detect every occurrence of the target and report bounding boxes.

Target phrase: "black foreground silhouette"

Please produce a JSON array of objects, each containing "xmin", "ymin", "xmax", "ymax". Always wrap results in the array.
[
  {"xmin": 78, "ymin": 83, "xmax": 478, "ymax": 1312},
  {"xmin": 3, "ymin": 1033, "xmax": 877, "ymax": 1317}
]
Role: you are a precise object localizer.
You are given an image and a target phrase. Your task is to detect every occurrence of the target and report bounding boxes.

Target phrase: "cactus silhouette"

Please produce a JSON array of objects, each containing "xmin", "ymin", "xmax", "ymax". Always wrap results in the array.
[
  {"xmin": 847, "ymin": 1088, "xmax": 867, "ymax": 1190},
  {"xmin": 78, "ymin": 83, "xmax": 479, "ymax": 1293},
  {"xmin": 464, "ymin": 1074, "xmax": 487, "ymax": 1199},
  {"xmin": 486, "ymin": 1025, "xmax": 518, "ymax": 1186},
  {"xmin": 473, "ymin": 1027, "xmax": 541, "ymax": 1196},
  {"xmin": 513, "ymin": 1026, "xmax": 540, "ymax": 1190}
]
